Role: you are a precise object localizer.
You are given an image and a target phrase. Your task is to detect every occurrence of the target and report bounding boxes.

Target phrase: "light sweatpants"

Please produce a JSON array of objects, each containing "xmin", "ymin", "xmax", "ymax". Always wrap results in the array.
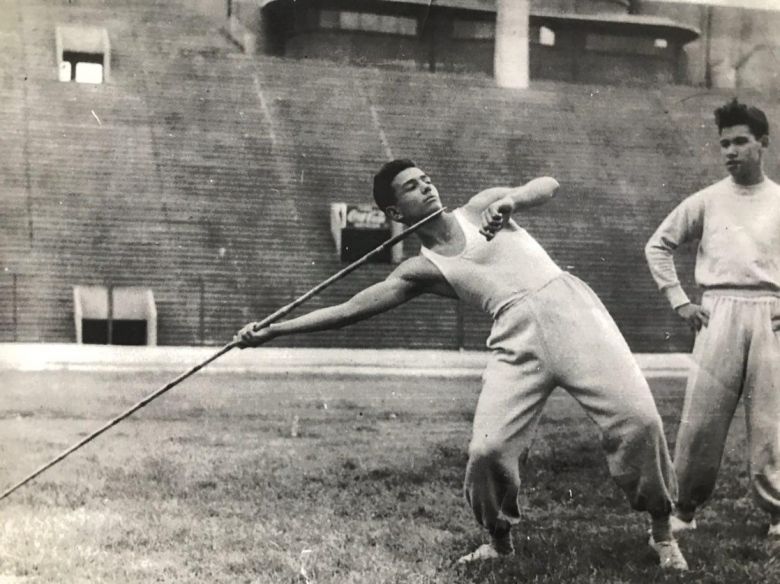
[
  {"xmin": 674, "ymin": 291, "xmax": 780, "ymax": 522},
  {"xmin": 464, "ymin": 273, "xmax": 676, "ymax": 537}
]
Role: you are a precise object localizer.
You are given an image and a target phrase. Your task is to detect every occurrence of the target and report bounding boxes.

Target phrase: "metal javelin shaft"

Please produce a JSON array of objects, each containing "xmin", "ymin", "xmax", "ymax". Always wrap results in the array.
[{"xmin": 0, "ymin": 207, "xmax": 445, "ymax": 502}]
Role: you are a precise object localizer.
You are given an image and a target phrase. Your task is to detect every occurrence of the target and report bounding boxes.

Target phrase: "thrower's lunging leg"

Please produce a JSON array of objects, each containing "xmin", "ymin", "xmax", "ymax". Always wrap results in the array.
[
  {"xmin": 458, "ymin": 306, "xmax": 555, "ymax": 564},
  {"xmin": 536, "ymin": 274, "xmax": 687, "ymax": 570}
]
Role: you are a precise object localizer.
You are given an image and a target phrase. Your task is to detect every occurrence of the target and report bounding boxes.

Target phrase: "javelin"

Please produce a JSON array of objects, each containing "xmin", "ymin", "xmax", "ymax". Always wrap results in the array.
[{"xmin": 0, "ymin": 207, "xmax": 445, "ymax": 502}]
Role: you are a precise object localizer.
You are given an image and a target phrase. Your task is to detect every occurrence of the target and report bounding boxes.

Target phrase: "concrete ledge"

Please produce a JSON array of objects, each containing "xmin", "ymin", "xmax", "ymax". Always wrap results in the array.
[{"xmin": 0, "ymin": 343, "xmax": 692, "ymax": 379}]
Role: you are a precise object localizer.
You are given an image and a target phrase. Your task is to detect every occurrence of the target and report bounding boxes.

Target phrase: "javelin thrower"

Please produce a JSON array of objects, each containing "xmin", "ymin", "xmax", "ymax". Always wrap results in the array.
[{"xmin": 235, "ymin": 159, "xmax": 689, "ymax": 571}]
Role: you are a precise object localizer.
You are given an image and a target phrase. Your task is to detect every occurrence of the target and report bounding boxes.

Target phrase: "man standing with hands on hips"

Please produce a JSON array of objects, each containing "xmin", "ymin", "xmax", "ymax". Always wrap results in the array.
[{"xmin": 645, "ymin": 98, "xmax": 780, "ymax": 542}]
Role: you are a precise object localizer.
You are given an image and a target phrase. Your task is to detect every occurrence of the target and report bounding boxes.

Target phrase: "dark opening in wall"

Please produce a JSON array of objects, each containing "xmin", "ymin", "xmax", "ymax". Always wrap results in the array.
[
  {"xmin": 81, "ymin": 318, "xmax": 148, "ymax": 345},
  {"xmin": 112, "ymin": 320, "xmax": 148, "ymax": 345},
  {"xmin": 60, "ymin": 50, "xmax": 105, "ymax": 82},
  {"xmin": 81, "ymin": 318, "xmax": 108, "ymax": 344}
]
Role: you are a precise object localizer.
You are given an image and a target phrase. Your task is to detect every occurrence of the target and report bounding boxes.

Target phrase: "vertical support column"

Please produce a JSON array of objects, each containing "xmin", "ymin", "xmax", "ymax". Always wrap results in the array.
[
  {"xmin": 706, "ymin": 6, "xmax": 739, "ymax": 89},
  {"xmin": 198, "ymin": 276, "xmax": 206, "ymax": 346},
  {"xmin": 494, "ymin": 0, "xmax": 529, "ymax": 89},
  {"xmin": 12, "ymin": 273, "xmax": 18, "ymax": 342},
  {"xmin": 455, "ymin": 299, "xmax": 465, "ymax": 350},
  {"xmin": 107, "ymin": 284, "xmax": 114, "ymax": 345}
]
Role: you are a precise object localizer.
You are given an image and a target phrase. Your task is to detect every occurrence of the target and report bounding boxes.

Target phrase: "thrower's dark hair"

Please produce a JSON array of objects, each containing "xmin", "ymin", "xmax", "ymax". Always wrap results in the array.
[
  {"xmin": 373, "ymin": 159, "xmax": 417, "ymax": 211},
  {"xmin": 715, "ymin": 98, "xmax": 769, "ymax": 138}
]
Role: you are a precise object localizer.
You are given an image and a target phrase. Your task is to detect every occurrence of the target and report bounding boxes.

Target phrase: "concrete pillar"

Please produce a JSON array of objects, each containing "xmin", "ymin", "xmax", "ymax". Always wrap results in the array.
[{"xmin": 494, "ymin": 0, "xmax": 530, "ymax": 88}]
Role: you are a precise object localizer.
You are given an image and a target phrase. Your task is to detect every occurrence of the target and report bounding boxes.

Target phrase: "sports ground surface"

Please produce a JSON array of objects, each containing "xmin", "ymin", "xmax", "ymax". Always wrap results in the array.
[{"xmin": 0, "ymin": 357, "xmax": 777, "ymax": 583}]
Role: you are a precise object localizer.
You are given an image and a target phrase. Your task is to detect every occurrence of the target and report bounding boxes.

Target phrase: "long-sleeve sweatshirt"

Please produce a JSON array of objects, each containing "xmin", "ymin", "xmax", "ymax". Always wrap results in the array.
[{"xmin": 645, "ymin": 175, "xmax": 780, "ymax": 308}]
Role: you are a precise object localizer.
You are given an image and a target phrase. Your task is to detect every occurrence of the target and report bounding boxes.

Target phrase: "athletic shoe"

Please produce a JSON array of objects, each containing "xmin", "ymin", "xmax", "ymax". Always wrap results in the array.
[
  {"xmin": 649, "ymin": 537, "xmax": 689, "ymax": 571},
  {"xmin": 456, "ymin": 534, "xmax": 514, "ymax": 564},
  {"xmin": 670, "ymin": 515, "xmax": 697, "ymax": 533}
]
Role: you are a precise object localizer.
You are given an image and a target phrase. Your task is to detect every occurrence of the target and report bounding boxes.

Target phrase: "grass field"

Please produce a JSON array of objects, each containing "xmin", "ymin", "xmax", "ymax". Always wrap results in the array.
[{"xmin": 0, "ymin": 368, "xmax": 777, "ymax": 583}]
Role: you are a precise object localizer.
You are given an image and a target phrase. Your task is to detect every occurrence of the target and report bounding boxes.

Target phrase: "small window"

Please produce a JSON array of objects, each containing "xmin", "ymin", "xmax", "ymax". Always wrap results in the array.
[
  {"xmin": 341, "ymin": 11, "xmax": 360, "ymax": 30},
  {"xmin": 539, "ymin": 26, "xmax": 556, "ymax": 47},
  {"xmin": 320, "ymin": 9, "xmax": 340, "ymax": 29},
  {"xmin": 586, "ymin": 33, "xmax": 663, "ymax": 56},
  {"xmin": 73, "ymin": 285, "xmax": 157, "ymax": 346},
  {"xmin": 654, "ymin": 38, "xmax": 668, "ymax": 49},
  {"xmin": 61, "ymin": 51, "xmax": 104, "ymax": 83},
  {"xmin": 56, "ymin": 25, "xmax": 110, "ymax": 83},
  {"xmin": 319, "ymin": 10, "xmax": 417, "ymax": 36},
  {"xmin": 452, "ymin": 19, "xmax": 494, "ymax": 40}
]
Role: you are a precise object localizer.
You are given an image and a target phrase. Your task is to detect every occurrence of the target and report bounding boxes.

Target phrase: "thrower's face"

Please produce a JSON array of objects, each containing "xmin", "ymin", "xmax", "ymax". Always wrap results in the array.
[{"xmin": 386, "ymin": 167, "xmax": 442, "ymax": 224}]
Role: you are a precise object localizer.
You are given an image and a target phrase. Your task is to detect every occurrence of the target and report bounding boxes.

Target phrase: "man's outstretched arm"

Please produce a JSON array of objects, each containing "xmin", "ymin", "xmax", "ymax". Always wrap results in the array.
[
  {"xmin": 463, "ymin": 177, "xmax": 560, "ymax": 240},
  {"xmin": 235, "ymin": 257, "xmax": 454, "ymax": 347}
]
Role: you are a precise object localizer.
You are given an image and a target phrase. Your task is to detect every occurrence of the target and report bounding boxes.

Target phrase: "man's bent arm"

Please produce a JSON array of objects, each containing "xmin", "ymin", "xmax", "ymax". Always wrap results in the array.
[
  {"xmin": 465, "ymin": 177, "xmax": 559, "ymax": 240},
  {"xmin": 466, "ymin": 177, "xmax": 560, "ymax": 214},
  {"xmin": 644, "ymin": 195, "xmax": 704, "ymax": 309}
]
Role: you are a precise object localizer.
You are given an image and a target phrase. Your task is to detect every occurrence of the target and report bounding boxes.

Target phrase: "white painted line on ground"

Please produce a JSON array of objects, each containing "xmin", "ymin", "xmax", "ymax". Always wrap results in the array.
[{"xmin": 0, "ymin": 344, "xmax": 693, "ymax": 379}]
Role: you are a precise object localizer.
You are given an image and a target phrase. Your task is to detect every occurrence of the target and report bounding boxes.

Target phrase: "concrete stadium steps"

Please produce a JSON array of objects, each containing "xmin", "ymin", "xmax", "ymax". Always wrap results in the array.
[
  {"xmin": 5, "ymin": 0, "xmax": 777, "ymax": 352},
  {"xmin": 210, "ymin": 62, "xmax": 696, "ymax": 352},
  {"xmin": 237, "ymin": 61, "xmax": 695, "ymax": 349}
]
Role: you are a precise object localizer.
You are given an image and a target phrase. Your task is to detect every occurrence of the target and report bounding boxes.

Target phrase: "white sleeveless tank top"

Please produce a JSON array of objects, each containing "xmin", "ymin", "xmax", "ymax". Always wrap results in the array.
[{"xmin": 420, "ymin": 208, "xmax": 562, "ymax": 318}]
